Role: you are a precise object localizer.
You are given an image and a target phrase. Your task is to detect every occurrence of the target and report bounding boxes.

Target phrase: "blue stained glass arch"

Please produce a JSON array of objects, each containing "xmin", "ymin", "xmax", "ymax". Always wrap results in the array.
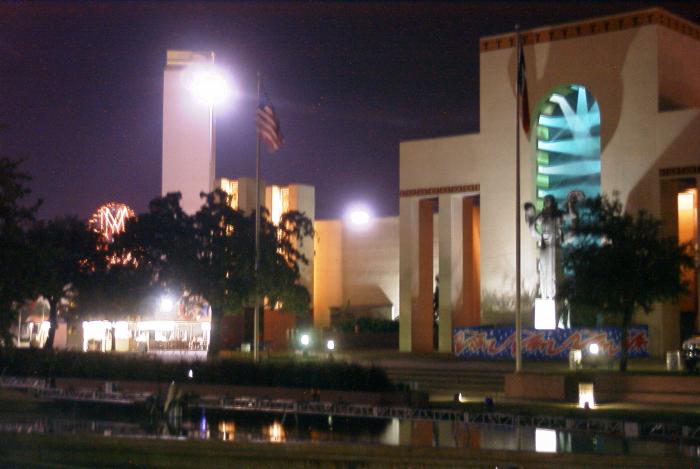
[{"xmin": 535, "ymin": 85, "xmax": 601, "ymax": 209}]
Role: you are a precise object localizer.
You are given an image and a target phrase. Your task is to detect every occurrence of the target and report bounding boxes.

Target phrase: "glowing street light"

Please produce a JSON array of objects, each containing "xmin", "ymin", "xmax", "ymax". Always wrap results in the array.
[
  {"xmin": 588, "ymin": 343, "xmax": 599, "ymax": 355},
  {"xmin": 159, "ymin": 296, "xmax": 175, "ymax": 314},
  {"xmin": 346, "ymin": 205, "xmax": 372, "ymax": 228},
  {"xmin": 326, "ymin": 339, "xmax": 335, "ymax": 351},
  {"xmin": 300, "ymin": 333, "xmax": 311, "ymax": 347},
  {"xmin": 186, "ymin": 66, "xmax": 237, "ymax": 108},
  {"xmin": 191, "ymin": 68, "xmax": 235, "ymax": 106},
  {"xmin": 350, "ymin": 210, "xmax": 370, "ymax": 225}
]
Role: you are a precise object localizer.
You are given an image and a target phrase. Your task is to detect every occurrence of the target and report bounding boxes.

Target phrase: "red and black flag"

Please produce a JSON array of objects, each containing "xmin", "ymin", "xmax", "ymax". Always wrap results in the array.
[
  {"xmin": 517, "ymin": 35, "xmax": 531, "ymax": 135},
  {"xmin": 256, "ymin": 93, "xmax": 284, "ymax": 153}
]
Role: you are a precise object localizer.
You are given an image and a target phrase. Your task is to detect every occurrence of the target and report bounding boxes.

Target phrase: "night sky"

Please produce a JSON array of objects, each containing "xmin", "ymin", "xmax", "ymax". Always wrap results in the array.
[{"xmin": 2, "ymin": 2, "xmax": 699, "ymax": 221}]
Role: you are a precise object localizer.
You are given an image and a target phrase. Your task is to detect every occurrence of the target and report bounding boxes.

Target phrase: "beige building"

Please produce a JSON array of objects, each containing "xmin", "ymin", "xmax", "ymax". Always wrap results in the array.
[
  {"xmin": 162, "ymin": 50, "xmax": 216, "ymax": 214},
  {"xmin": 399, "ymin": 7, "xmax": 700, "ymax": 356}
]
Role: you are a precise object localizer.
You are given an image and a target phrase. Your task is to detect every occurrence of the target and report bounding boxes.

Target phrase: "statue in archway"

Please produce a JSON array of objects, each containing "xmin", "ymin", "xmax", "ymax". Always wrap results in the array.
[{"xmin": 524, "ymin": 191, "xmax": 585, "ymax": 301}]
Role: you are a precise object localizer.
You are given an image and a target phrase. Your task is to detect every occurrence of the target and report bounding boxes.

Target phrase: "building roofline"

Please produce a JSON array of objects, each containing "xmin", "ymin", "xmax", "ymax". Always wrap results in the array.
[{"xmin": 480, "ymin": 7, "xmax": 700, "ymax": 52}]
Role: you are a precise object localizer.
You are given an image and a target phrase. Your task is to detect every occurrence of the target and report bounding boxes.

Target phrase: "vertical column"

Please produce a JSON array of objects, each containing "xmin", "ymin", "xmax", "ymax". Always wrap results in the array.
[
  {"xmin": 659, "ymin": 179, "xmax": 682, "ymax": 353},
  {"xmin": 438, "ymin": 194, "xmax": 463, "ymax": 353},
  {"xmin": 414, "ymin": 199, "xmax": 435, "ymax": 352},
  {"xmin": 462, "ymin": 197, "xmax": 481, "ymax": 326},
  {"xmin": 695, "ymin": 179, "xmax": 700, "ymax": 332},
  {"xmin": 399, "ymin": 197, "xmax": 419, "ymax": 352}
]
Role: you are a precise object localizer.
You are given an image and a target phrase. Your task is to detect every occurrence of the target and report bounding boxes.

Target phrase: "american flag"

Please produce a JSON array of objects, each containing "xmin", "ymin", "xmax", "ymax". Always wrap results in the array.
[{"xmin": 256, "ymin": 97, "xmax": 283, "ymax": 153}]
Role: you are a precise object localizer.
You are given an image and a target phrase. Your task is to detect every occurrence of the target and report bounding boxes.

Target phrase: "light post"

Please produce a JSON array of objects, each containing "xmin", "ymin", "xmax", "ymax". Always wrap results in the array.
[
  {"xmin": 184, "ymin": 60, "xmax": 235, "ymax": 357},
  {"xmin": 187, "ymin": 63, "xmax": 235, "ymax": 190}
]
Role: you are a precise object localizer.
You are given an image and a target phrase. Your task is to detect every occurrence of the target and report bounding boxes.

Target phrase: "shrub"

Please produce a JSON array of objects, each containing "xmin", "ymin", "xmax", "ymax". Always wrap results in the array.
[{"xmin": 0, "ymin": 349, "xmax": 395, "ymax": 392}]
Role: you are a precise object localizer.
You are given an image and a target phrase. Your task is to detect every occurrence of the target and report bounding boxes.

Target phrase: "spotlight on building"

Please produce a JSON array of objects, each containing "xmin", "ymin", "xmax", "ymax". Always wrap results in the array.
[{"xmin": 159, "ymin": 296, "xmax": 175, "ymax": 314}]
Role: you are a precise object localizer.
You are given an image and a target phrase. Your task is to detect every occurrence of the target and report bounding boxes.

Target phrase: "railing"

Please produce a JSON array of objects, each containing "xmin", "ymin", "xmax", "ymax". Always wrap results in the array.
[{"xmin": 3, "ymin": 377, "xmax": 700, "ymax": 443}]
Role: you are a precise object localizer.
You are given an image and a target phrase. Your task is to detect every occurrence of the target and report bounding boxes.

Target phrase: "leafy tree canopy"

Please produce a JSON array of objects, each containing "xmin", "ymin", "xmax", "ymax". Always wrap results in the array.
[
  {"xmin": 111, "ymin": 190, "xmax": 314, "ymax": 356},
  {"xmin": 0, "ymin": 155, "xmax": 41, "ymax": 345},
  {"xmin": 560, "ymin": 194, "xmax": 694, "ymax": 370}
]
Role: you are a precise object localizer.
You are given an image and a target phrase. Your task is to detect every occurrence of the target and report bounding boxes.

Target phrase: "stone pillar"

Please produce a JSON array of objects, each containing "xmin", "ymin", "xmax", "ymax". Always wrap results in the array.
[
  {"xmin": 462, "ymin": 197, "xmax": 481, "ymax": 327},
  {"xmin": 399, "ymin": 197, "xmax": 419, "ymax": 352},
  {"xmin": 399, "ymin": 197, "xmax": 434, "ymax": 352},
  {"xmin": 414, "ymin": 199, "xmax": 435, "ymax": 352},
  {"xmin": 696, "ymin": 179, "xmax": 700, "ymax": 332},
  {"xmin": 438, "ymin": 194, "xmax": 463, "ymax": 353}
]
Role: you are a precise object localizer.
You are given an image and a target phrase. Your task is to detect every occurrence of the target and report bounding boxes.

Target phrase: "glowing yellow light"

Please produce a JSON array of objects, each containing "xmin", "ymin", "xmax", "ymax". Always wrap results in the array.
[
  {"xmin": 578, "ymin": 383, "xmax": 595, "ymax": 408},
  {"xmin": 270, "ymin": 185, "xmax": 290, "ymax": 225},
  {"xmin": 219, "ymin": 178, "xmax": 239, "ymax": 210},
  {"xmin": 218, "ymin": 421, "xmax": 236, "ymax": 441},
  {"xmin": 267, "ymin": 422, "xmax": 285, "ymax": 443}
]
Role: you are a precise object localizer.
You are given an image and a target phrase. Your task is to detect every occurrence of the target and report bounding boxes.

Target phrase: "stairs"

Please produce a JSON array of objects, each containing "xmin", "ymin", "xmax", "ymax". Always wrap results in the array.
[{"xmin": 383, "ymin": 366, "xmax": 505, "ymax": 397}]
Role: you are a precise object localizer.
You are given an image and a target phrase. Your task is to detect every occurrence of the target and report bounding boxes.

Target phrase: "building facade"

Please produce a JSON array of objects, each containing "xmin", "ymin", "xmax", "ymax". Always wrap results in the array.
[
  {"xmin": 399, "ymin": 8, "xmax": 700, "ymax": 356},
  {"xmin": 162, "ymin": 50, "xmax": 216, "ymax": 214}
]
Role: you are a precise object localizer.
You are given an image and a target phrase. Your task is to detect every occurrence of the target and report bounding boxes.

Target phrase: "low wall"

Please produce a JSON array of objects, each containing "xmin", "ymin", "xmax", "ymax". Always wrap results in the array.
[
  {"xmin": 53, "ymin": 377, "xmax": 412, "ymax": 406},
  {"xmin": 505, "ymin": 372, "xmax": 700, "ymax": 404}
]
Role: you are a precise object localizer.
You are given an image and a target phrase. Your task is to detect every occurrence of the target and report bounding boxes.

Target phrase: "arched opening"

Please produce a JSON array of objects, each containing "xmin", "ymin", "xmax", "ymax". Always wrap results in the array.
[{"xmin": 534, "ymin": 84, "xmax": 601, "ymax": 210}]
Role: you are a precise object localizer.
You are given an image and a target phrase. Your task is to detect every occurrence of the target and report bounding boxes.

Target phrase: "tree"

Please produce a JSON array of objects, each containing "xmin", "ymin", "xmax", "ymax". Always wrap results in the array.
[
  {"xmin": 115, "ymin": 191, "xmax": 314, "ymax": 357},
  {"xmin": 27, "ymin": 217, "xmax": 102, "ymax": 349},
  {"xmin": 0, "ymin": 156, "xmax": 41, "ymax": 345},
  {"xmin": 560, "ymin": 194, "xmax": 694, "ymax": 371}
]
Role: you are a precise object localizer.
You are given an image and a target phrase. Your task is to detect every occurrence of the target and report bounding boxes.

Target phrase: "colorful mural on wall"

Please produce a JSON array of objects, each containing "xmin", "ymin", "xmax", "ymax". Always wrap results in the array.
[{"xmin": 453, "ymin": 326, "xmax": 649, "ymax": 359}]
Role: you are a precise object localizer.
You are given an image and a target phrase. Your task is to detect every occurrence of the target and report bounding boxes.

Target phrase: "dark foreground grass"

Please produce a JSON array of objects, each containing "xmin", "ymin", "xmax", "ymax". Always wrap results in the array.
[{"xmin": 0, "ymin": 432, "xmax": 691, "ymax": 469}]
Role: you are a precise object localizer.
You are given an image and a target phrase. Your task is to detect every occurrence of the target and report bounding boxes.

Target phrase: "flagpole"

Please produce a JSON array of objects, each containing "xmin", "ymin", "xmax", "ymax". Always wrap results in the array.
[
  {"xmin": 253, "ymin": 72, "xmax": 262, "ymax": 362},
  {"xmin": 515, "ymin": 25, "xmax": 523, "ymax": 373}
]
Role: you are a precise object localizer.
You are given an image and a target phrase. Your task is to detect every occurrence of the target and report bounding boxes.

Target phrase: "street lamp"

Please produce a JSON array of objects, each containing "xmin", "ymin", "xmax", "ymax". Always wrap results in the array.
[
  {"xmin": 346, "ymin": 204, "xmax": 373, "ymax": 229},
  {"xmin": 159, "ymin": 296, "xmax": 175, "ymax": 314},
  {"xmin": 188, "ymin": 67, "xmax": 236, "ymax": 108}
]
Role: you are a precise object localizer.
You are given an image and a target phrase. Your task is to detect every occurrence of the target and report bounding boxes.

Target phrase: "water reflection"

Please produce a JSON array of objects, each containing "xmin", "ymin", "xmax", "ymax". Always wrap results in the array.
[
  {"xmin": 218, "ymin": 421, "xmax": 235, "ymax": 441},
  {"xmin": 265, "ymin": 422, "xmax": 285, "ymax": 443},
  {"xmin": 0, "ymin": 410, "xmax": 697, "ymax": 459}
]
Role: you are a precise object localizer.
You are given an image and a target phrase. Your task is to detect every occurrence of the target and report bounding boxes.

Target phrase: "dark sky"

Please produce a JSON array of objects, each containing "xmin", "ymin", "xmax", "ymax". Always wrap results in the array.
[{"xmin": 2, "ymin": 2, "xmax": 700, "ymax": 220}]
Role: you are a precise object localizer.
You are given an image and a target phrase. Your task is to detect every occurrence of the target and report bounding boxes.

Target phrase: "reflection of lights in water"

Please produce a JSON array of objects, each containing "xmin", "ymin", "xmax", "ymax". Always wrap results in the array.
[
  {"xmin": 199, "ymin": 413, "xmax": 209, "ymax": 439},
  {"xmin": 267, "ymin": 422, "xmax": 285, "ymax": 443},
  {"xmin": 218, "ymin": 421, "xmax": 236, "ymax": 441}
]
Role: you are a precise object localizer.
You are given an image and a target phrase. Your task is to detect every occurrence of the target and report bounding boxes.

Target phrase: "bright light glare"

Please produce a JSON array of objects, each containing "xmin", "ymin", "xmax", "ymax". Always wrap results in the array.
[
  {"xmin": 326, "ymin": 339, "xmax": 335, "ymax": 351},
  {"xmin": 190, "ymin": 69, "xmax": 234, "ymax": 107},
  {"xmin": 588, "ymin": 343, "xmax": 599, "ymax": 355},
  {"xmin": 349, "ymin": 209, "xmax": 370, "ymax": 226},
  {"xmin": 159, "ymin": 297, "xmax": 175, "ymax": 313},
  {"xmin": 578, "ymin": 382, "xmax": 595, "ymax": 408},
  {"xmin": 535, "ymin": 428, "xmax": 557, "ymax": 453},
  {"xmin": 300, "ymin": 334, "xmax": 310, "ymax": 347}
]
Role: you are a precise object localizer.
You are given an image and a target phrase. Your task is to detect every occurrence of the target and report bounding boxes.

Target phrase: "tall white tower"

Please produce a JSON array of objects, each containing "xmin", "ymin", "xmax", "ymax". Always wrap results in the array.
[{"xmin": 162, "ymin": 50, "xmax": 215, "ymax": 214}]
